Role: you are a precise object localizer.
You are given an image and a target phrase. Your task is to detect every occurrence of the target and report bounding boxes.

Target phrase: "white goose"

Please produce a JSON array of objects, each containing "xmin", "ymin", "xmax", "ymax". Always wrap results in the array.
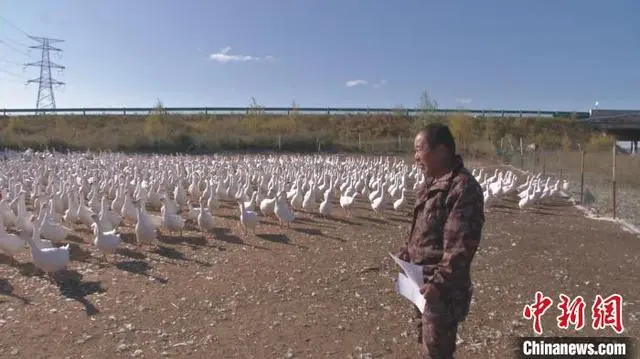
[
  {"xmin": 173, "ymin": 182, "xmax": 188, "ymax": 207},
  {"xmin": 0, "ymin": 215, "xmax": 25, "ymax": 263},
  {"xmin": 371, "ymin": 184, "xmax": 387, "ymax": 216},
  {"xmin": 160, "ymin": 198, "xmax": 186, "ymax": 236},
  {"xmin": 318, "ymin": 190, "xmax": 332, "ymax": 218},
  {"xmin": 0, "ymin": 198, "xmax": 18, "ymax": 228},
  {"xmin": 134, "ymin": 201, "xmax": 157, "ymax": 248},
  {"xmin": 120, "ymin": 193, "xmax": 138, "ymax": 223},
  {"xmin": 24, "ymin": 223, "xmax": 70, "ymax": 283},
  {"xmin": 290, "ymin": 187, "xmax": 304, "ymax": 210},
  {"xmin": 242, "ymin": 191, "xmax": 258, "ymax": 212},
  {"xmin": 90, "ymin": 213, "xmax": 121, "ymax": 262},
  {"xmin": 238, "ymin": 201, "xmax": 259, "ymax": 235},
  {"xmin": 259, "ymin": 196, "xmax": 277, "ymax": 218},
  {"xmin": 62, "ymin": 193, "xmax": 79, "ymax": 224},
  {"xmin": 206, "ymin": 189, "xmax": 220, "ymax": 211},
  {"xmin": 99, "ymin": 195, "xmax": 122, "ymax": 232},
  {"xmin": 518, "ymin": 188, "xmax": 534, "ymax": 210},
  {"xmin": 141, "ymin": 200, "xmax": 163, "ymax": 229},
  {"xmin": 185, "ymin": 200, "xmax": 200, "ymax": 222},
  {"xmin": 301, "ymin": 186, "xmax": 316, "ymax": 212},
  {"xmin": 393, "ymin": 188, "xmax": 408, "ymax": 212},
  {"xmin": 38, "ymin": 205, "xmax": 72, "ymax": 244},
  {"xmin": 197, "ymin": 198, "xmax": 215, "ymax": 236},
  {"xmin": 339, "ymin": 193, "xmax": 357, "ymax": 217},
  {"xmin": 274, "ymin": 191, "xmax": 295, "ymax": 227}
]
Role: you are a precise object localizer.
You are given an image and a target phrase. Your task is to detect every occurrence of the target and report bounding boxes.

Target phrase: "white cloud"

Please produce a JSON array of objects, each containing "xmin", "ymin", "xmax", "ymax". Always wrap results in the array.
[
  {"xmin": 373, "ymin": 79, "xmax": 387, "ymax": 89},
  {"xmin": 455, "ymin": 98, "xmax": 472, "ymax": 105},
  {"xmin": 209, "ymin": 46, "xmax": 274, "ymax": 63},
  {"xmin": 346, "ymin": 79, "xmax": 368, "ymax": 87}
]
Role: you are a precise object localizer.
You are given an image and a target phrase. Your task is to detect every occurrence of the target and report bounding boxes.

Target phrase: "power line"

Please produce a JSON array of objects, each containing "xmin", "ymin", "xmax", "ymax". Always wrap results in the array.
[
  {"xmin": 24, "ymin": 36, "xmax": 65, "ymax": 110},
  {"xmin": 0, "ymin": 35, "xmax": 30, "ymax": 49},
  {"xmin": 0, "ymin": 39, "xmax": 31, "ymax": 57},
  {"xmin": 0, "ymin": 78, "xmax": 27, "ymax": 87},
  {"xmin": 0, "ymin": 14, "xmax": 31, "ymax": 38},
  {"xmin": 0, "ymin": 69, "xmax": 26, "ymax": 79},
  {"xmin": 0, "ymin": 58, "xmax": 26, "ymax": 67},
  {"xmin": 0, "ymin": 15, "xmax": 34, "ymax": 58}
]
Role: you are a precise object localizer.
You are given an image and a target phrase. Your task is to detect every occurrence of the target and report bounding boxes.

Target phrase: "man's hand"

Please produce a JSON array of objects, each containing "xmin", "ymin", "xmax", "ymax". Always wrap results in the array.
[
  {"xmin": 395, "ymin": 250, "xmax": 409, "ymax": 262},
  {"xmin": 420, "ymin": 283, "xmax": 440, "ymax": 300}
]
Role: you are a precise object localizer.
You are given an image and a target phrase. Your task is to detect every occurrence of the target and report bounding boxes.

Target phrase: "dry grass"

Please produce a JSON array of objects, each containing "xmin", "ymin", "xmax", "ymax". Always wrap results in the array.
[
  {"xmin": 0, "ymin": 112, "xmax": 605, "ymax": 155},
  {"xmin": 0, "ymin": 113, "xmax": 415, "ymax": 153},
  {"xmin": 2, "ymin": 111, "xmax": 636, "ymax": 219},
  {"xmin": 0, "ymin": 161, "xmax": 638, "ymax": 358}
]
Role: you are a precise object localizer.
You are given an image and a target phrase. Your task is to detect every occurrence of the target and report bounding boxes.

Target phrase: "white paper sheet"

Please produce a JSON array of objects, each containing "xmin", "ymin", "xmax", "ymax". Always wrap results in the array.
[
  {"xmin": 395, "ymin": 272, "xmax": 427, "ymax": 313},
  {"xmin": 389, "ymin": 252, "xmax": 426, "ymax": 313},
  {"xmin": 388, "ymin": 252, "xmax": 424, "ymax": 285}
]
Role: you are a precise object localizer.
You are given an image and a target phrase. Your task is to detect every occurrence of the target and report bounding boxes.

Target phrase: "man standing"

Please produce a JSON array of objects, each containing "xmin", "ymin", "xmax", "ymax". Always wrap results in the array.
[{"xmin": 397, "ymin": 123, "xmax": 485, "ymax": 358}]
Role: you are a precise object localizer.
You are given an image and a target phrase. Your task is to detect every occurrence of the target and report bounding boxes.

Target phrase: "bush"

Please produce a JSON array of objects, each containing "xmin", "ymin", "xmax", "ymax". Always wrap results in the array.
[
  {"xmin": 586, "ymin": 134, "xmax": 614, "ymax": 152},
  {"xmin": 0, "ymin": 111, "xmax": 601, "ymax": 157}
]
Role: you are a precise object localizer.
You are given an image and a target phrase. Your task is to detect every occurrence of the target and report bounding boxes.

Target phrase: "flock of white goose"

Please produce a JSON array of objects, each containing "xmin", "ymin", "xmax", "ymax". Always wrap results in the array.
[
  {"xmin": 0, "ymin": 150, "xmax": 569, "ymax": 284},
  {"xmin": 474, "ymin": 167, "xmax": 570, "ymax": 210}
]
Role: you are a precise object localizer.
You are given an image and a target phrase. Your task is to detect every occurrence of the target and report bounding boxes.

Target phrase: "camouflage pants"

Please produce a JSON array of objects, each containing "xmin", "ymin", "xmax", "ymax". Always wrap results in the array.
[{"xmin": 414, "ymin": 299, "xmax": 460, "ymax": 359}]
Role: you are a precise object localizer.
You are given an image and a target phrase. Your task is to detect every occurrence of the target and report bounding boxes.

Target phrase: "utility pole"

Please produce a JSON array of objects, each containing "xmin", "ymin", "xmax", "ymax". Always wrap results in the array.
[{"xmin": 25, "ymin": 36, "xmax": 65, "ymax": 111}]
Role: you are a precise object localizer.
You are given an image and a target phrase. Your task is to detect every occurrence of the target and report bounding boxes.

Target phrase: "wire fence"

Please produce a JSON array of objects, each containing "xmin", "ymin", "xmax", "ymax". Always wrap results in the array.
[
  {"xmin": 490, "ymin": 147, "xmax": 640, "ymax": 228},
  {"xmin": 264, "ymin": 135, "xmax": 640, "ymax": 229},
  {"xmin": 4, "ymin": 129, "xmax": 640, "ymax": 228},
  {"xmin": 183, "ymin": 134, "xmax": 640, "ymax": 229}
]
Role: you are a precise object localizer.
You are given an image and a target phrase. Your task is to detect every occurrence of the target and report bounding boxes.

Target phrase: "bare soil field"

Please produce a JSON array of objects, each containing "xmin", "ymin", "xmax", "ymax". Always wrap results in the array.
[{"xmin": 1, "ymin": 178, "xmax": 639, "ymax": 358}]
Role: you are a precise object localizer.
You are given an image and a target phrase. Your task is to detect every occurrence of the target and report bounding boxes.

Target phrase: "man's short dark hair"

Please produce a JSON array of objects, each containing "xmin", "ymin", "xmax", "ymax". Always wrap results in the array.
[{"xmin": 419, "ymin": 123, "xmax": 456, "ymax": 154}]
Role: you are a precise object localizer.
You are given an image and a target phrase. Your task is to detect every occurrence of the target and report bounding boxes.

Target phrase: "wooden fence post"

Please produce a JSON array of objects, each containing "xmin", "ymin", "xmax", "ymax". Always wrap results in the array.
[
  {"xmin": 612, "ymin": 135, "xmax": 617, "ymax": 218},
  {"xmin": 580, "ymin": 147, "xmax": 585, "ymax": 204},
  {"xmin": 519, "ymin": 137, "xmax": 524, "ymax": 168},
  {"xmin": 541, "ymin": 147, "xmax": 546, "ymax": 176}
]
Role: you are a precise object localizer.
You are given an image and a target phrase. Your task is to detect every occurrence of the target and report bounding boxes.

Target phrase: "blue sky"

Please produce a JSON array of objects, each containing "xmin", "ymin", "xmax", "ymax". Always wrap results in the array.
[{"xmin": 1, "ymin": 0, "xmax": 639, "ymax": 111}]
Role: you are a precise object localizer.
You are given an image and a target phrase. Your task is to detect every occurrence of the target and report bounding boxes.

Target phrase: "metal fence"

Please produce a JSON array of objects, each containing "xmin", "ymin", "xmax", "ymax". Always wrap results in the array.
[
  {"xmin": 1, "ymin": 106, "xmax": 587, "ymax": 118},
  {"xmin": 5, "ymin": 127, "xmax": 639, "ymax": 228},
  {"xmin": 499, "ymin": 147, "xmax": 640, "ymax": 228},
  {"xmin": 175, "ymin": 134, "xmax": 417, "ymax": 155},
  {"xmin": 286, "ymin": 136, "xmax": 640, "ymax": 229}
]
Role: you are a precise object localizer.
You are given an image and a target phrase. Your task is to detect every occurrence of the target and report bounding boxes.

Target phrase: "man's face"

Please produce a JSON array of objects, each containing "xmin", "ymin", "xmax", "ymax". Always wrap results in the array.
[{"xmin": 413, "ymin": 132, "xmax": 444, "ymax": 177}]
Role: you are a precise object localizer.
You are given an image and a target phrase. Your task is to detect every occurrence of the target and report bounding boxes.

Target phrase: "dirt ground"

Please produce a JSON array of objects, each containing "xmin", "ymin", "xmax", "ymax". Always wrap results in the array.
[{"xmin": 1, "ymin": 176, "xmax": 639, "ymax": 358}]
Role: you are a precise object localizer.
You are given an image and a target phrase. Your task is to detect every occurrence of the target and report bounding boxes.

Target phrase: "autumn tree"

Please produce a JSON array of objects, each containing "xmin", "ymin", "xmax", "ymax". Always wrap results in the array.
[
  {"xmin": 288, "ymin": 100, "xmax": 301, "ymax": 134},
  {"xmin": 448, "ymin": 114, "xmax": 474, "ymax": 153},
  {"xmin": 417, "ymin": 90, "xmax": 439, "ymax": 124},
  {"xmin": 144, "ymin": 99, "xmax": 168, "ymax": 139}
]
